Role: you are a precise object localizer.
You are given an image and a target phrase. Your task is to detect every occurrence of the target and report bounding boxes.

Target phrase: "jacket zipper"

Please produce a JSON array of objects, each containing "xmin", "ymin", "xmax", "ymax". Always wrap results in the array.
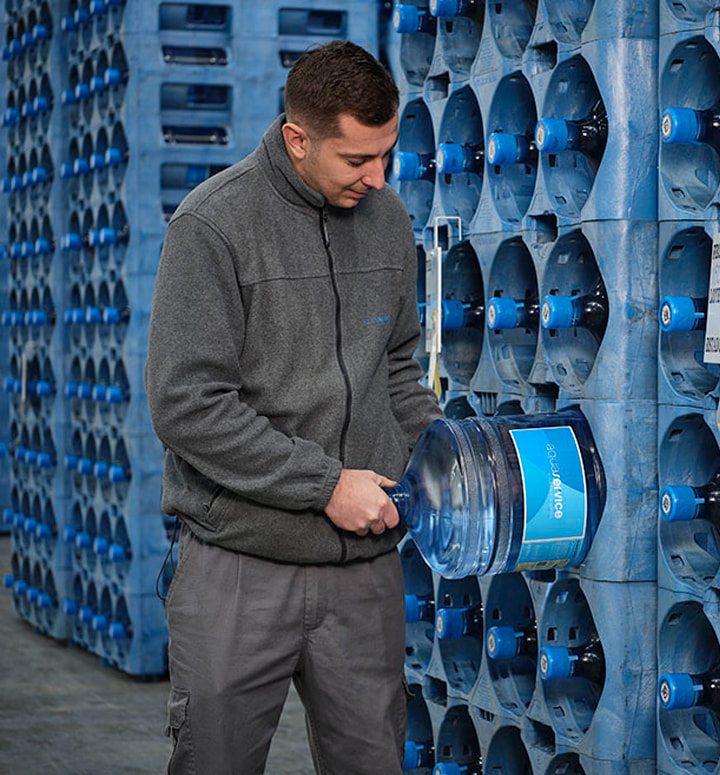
[{"xmin": 321, "ymin": 208, "xmax": 352, "ymax": 562}]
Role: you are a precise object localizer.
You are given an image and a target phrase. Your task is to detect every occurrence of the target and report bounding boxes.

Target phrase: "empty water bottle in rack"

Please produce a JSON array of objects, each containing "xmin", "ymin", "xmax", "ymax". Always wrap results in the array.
[
  {"xmin": 486, "ymin": 623, "xmax": 537, "ymax": 661},
  {"xmin": 659, "ymin": 668, "xmax": 720, "ymax": 710},
  {"xmin": 541, "ymin": 278, "xmax": 608, "ymax": 343},
  {"xmin": 487, "ymin": 294, "xmax": 538, "ymax": 330},
  {"xmin": 394, "ymin": 151, "xmax": 436, "ymax": 182},
  {"xmin": 436, "ymin": 142, "xmax": 484, "ymax": 176},
  {"xmin": 404, "ymin": 737, "xmax": 435, "ymax": 770},
  {"xmin": 431, "ymin": 0, "xmax": 481, "ymax": 18},
  {"xmin": 394, "ymin": 4, "xmax": 437, "ymax": 34},
  {"xmin": 436, "ymin": 602, "xmax": 482, "ymax": 640},
  {"xmin": 405, "ymin": 593, "xmax": 435, "ymax": 624},
  {"xmin": 661, "ymin": 469, "xmax": 720, "ymax": 522},
  {"xmin": 387, "ymin": 408, "xmax": 605, "ymax": 578},
  {"xmin": 540, "ymin": 635, "xmax": 605, "ymax": 686},
  {"xmin": 659, "ymin": 295, "xmax": 706, "ymax": 333},
  {"xmin": 662, "ymin": 103, "xmax": 720, "ymax": 153},
  {"xmin": 535, "ymin": 98, "xmax": 608, "ymax": 168},
  {"xmin": 487, "ymin": 131, "xmax": 537, "ymax": 167}
]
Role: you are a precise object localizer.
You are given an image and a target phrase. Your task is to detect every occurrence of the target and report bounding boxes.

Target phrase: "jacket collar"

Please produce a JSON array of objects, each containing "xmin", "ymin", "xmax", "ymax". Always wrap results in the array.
[{"xmin": 259, "ymin": 114, "xmax": 326, "ymax": 210}]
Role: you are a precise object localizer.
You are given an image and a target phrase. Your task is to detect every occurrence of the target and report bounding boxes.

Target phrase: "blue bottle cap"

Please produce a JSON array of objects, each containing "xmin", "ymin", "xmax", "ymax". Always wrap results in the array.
[
  {"xmin": 36, "ymin": 523, "xmax": 52, "ymax": 539},
  {"xmin": 442, "ymin": 298, "xmax": 466, "ymax": 331},
  {"xmin": 436, "ymin": 143, "xmax": 466, "ymax": 175},
  {"xmin": 393, "ymin": 152, "xmax": 424, "ymax": 181},
  {"xmin": 487, "ymin": 132, "xmax": 519, "ymax": 166},
  {"xmin": 89, "ymin": 76, "xmax": 105, "ymax": 94},
  {"xmin": 109, "ymin": 622, "xmax": 126, "ymax": 640},
  {"xmin": 14, "ymin": 580, "xmax": 28, "ymax": 596},
  {"xmin": 77, "ymin": 457, "xmax": 93, "ymax": 475},
  {"xmin": 430, "ymin": 0, "xmax": 461, "ymax": 17},
  {"xmin": 661, "ymin": 108, "xmax": 701, "ymax": 145},
  {"xmin": 33, "ymin": 96, "xmax": 50, "ymax": 113},
  {"xmin": 74, "ymin": 82, "xmax": 90, "ymax": 101},
  {"xmin": 75, "ymin": 531, "xmax": 91, "ymax": 549},
  {"xmin": 90, "ymin": 0, "xmax": 106, "ymax": 15},
  {"xmin": 85, "ymin": 306, "xmax": 102, "ymax": 324},
  {"xmin": 37, "ymin": 452, "xmax": 53, "ymax": 469},
  {"xmin": 92, "ymin": 614, "xmax": 108, "ymax": 632},
  {"xmin": 659, "ymin": 295, "xmax": 702, "ymax": 333},
  {"xmin": 38, "ymin": 592, "xmax": 52, "ymax": 609},
  {"xmin": 535, "ymin": 118, "xmax": 570, "ymax": 153},
  {"xmin": 27, "ymin": 587, "xmax": 39, "ymax": 603},
  {"xmin": 433, "ymin": 764, "xmax": 463, "ymax": 775},
  {"xmin": 61, "ymin": 14, "xmax": 78, "ymax": 32},
  {"xmin": 89, "ymin": 153, "xmax": 105, "ymax": 171},
  {"xmin": 404, "ymin": 740, "xmax": 430, "ymax": 769},
  {"xmin": 77, "ymin": 383, "xmax": 93, "ymax": 400},
  {"xmin": 660, "ymin": 485, "xmax": 700, "ymax": 522},
  {"xmin": 435, "ymin": 608, "xmax": 465, "ymax": 640},
  {"xmin": 394, "ymin": 5, "xmax": 421, "ymax": 33},
  {"xmin": 61, "ymin": 88, "xmax": 77, "ymax": 105},
  {"xmin": 658, "ymin": 672, "xmax": 698, "ymax": 710},
  {"xmin": 63, "ymin": 598, "xmax": 78, "ymax": 615},
  {"xmin": 541, "ymin": 295, "xmax": 575, "ymax": 329},
  {"xmin": 486, "ymin": 626, "xmax": 519, "ymax": 660},
  {"xmin": 109, "ymin": 464, "xmax": 127, "ymax": 482},
  {"xmin": 99, "ymin": 228, "xmax": 117, "ymax": 246},
  {"xmin": 405, "ymin": 594, "xmax": 423, "ymax": 623},
  {"xmin": 487, "ymin": 297, "xmax": 518, "ymax": 329},
  {"xmin": 109, "ymin": 544, "xmax": 126, "ymax": 562},
  {"xmin": 104, "ymin": 68, "xmax": 123, "ymax": 87},
  {"xmin": 2, "ymin": 509, "xmax": 14, "ymax": 525},
  {"xmin": 3, "ymin": 573, "xmax": 14, "ymax": 588},
  {"xmin": 105, "ymin": 147, "xmax": 123, "ymax": 166},
  {"xmin": 93, "ymin": 537, "xmax": 109, "ymax": 555},
  {"xmin": 93, "ymin": 462, "xmax": 109, "ymax": 479},
  {"xmin": 35, "ymin": 238, "xmax": 51, "ymax": 254},
  {"xmin": 73, "ymin": 157, "xmax": 89, "ymax": 175},
  {"xmin": 62, "ymin": 526, "xmax": 77, "ymax": 543},
  {"xmin": 539, "ymin": 646, "xmax": 575, "ymax": 681},
  {"xmin": 79, "ymin": 606, "xmax": 94, "ymax": 623},
  {"xmin": 106, "ymin": 386, "xmax": 125, "ymax": 404},
  {"xmin": 33, "ymin": 25, "xmax": 49, "ymax": 42}
]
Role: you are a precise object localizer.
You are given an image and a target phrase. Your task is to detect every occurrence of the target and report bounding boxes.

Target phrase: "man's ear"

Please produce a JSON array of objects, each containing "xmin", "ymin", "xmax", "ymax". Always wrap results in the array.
[{"xmin": 282, "ymin": 122, "xmax": 310, "ymax": 162}]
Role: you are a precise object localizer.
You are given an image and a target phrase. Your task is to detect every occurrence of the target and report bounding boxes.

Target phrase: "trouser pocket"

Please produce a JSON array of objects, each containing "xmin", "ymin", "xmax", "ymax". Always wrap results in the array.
[{"xmin": 165, "ymin": 688, "xmax": 196, "ymax": 775}]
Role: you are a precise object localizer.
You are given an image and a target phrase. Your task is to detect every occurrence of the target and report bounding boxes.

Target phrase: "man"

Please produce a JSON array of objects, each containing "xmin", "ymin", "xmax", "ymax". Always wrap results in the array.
[{"xmin": 145, "ymin": 40, "xmax": 443, "ymax": 774}]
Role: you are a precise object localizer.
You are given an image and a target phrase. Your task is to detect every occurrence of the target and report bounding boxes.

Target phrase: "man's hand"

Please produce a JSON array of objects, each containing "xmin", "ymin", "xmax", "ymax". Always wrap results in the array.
[{"xmin": 325, "ymin": 469, "xmax": 399, "ymax": 537}]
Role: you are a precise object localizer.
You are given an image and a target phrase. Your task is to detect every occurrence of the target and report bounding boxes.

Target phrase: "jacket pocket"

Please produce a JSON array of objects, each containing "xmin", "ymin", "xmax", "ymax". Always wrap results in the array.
[{"xmin": 165, "ymin": 688, "xmax": 196, "ymax": 775}]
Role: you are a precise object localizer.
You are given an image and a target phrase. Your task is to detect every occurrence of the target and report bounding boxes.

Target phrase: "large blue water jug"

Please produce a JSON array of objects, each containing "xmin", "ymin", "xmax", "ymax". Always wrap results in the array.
[{"xmin": 389, "ymin": 408, "xmax": 605, "ymax": 578}]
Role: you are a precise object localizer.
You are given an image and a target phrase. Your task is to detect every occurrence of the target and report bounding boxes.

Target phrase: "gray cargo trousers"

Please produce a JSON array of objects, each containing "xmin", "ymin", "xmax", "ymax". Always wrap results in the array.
[{"xmin": 164, "ymin": 524, "xmax": 408, "ymax": 775}]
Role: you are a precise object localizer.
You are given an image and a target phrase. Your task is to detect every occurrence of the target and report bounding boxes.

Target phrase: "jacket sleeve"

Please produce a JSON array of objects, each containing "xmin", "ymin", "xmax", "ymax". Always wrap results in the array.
[
  {"xmin": 386, "ymin": 214, "xmax": 444, "ymax": 447},
  {"xmin": 144, "ymin": 212, "xmax": 342, "ymax": 512}
]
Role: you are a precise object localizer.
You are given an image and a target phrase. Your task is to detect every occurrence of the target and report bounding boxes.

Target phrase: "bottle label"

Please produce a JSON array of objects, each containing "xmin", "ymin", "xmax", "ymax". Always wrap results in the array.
[{"xmin": 509, "ymin": 425, "xmax": 587, "ymax": 571}]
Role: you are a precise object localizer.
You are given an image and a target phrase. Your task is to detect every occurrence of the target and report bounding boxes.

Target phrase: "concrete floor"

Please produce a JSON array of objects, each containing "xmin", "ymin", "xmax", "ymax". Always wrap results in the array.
[{"xmin": 0, "ymin": 536, "xmax": 315, "ymax": 775}]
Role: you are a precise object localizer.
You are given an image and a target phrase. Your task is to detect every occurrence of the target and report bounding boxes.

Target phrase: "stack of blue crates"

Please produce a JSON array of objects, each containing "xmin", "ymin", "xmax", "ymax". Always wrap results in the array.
[
  {"xmin": 0, "ymin": 0, "xmax": 380, "ymax": 676},
  {"xmin": 656, "ymin": 3, "xmax": 720, "ymax": 773},
  {"xmin": 389, "ymin": 1, "xmax": 660, "ymax": 771}
]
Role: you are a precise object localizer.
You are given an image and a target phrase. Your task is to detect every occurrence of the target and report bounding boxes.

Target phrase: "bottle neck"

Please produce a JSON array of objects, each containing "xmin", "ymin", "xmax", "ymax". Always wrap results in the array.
[{"xmin": 387, "ymin": 481, "xmax": 411, "ymax": 525}]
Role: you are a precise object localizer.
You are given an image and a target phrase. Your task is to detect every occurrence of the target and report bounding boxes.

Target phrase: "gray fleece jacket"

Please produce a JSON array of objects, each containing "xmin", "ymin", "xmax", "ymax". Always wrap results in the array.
[{"xmin": 144, "ymin": 114, "xmax": 443, "ymax": 564}]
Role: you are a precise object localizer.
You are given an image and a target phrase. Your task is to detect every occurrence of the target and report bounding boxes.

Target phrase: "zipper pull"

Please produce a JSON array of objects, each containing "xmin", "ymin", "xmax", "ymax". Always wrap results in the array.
[{"xmin": 320, "ymin": 209, "xmax": 330, "ymax": 248}]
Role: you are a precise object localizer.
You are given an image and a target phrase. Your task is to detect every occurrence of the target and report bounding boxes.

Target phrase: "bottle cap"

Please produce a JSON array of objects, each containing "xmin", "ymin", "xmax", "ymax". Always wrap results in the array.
[
  {"xmin": 488, "ymin": 132, "xmax": 519, "ymax": 166},
  {"xmin": 660, "ymin": 485, "xmax": 700, "ymax": 522},
  {"xmin": 659, "ymin": 672, "xmax": 698, "ymax": 710},
  {"xmin": 436, "ymin": 143, "xmax": 466, "ymax": 175},
  {"xmin": 433, "ymin": 764, "xmax": 463, "ymax": 775},
  {"xmin": 541, "ymin": 295, "xmax": 574, "ymax": 329},
  {"xmin": 394, "ymin": 152, "xmax": 425, "ymax": 181},
  {"xmin": 487, "ymin": 297, "xmax": 518, "ymax": 329},
  {"xmin": 436, "ymin": 608, "xmax": 466, "ymax": 640},
  {"xmin": 405, "ymin": 594, "xmax": 424, "ymax": 623},
  {"xmin": 539, "ymin": 646, "xmax": 574, "ymax": 681},
  {"xmin": 659, "ymin": 296, "xmax": 702, "ymax": 333},
  {"xmin": 441, "ymin": 298, "xmax": 467, "ymax": 331},
  {"xmin": 394, "ymin": 5, "xmax": 421, "ymax": 33},
  {"xmin": 661, "ymin": 108, "xmax": 700, "ymax": 145},
  {"xmin": 535, "ymin": 118, "xmax": 570, "ymax": 153},
  {"xmin": 403, "ymin": 741, "xmax": 422, "ymax": 769},
  {"xmin": 487, "ymin": 626, "xmax": 519, "ymax": 660},
  {"xmin": 430, "ymin": 0, "xmax": 461, "ymax": 17}
]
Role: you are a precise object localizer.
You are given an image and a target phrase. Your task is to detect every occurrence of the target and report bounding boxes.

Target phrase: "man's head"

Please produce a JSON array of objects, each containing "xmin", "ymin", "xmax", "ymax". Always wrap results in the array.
[{"xmin": 282, "ymin": 41, "xmax": 400, "ymax": 208}]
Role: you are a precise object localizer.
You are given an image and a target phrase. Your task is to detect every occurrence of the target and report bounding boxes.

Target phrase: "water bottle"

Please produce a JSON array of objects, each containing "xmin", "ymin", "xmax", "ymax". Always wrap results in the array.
[
  {"xmin": 486, "ymin": 622, "xmax": 537, "ymax": 661},
  {"xmin": 539, "ymin": 634, "xmax": 605, "ymax": 686},
  {"xmin": 394, "ymin": 4, "xmax": 437, "ymax": 34},
  {"xmin": 405, "ymin": 592, "xmax": 434, "ymax": 624},
  {"xmin": 658, "ymin": 295, "xmax": 706, "ymax": 333},
  {"xmin": 487, "ymin": 131, "xmax": 537, "ymax": 167},
  {"xmin": 661, "ymin": 102, "xmax": 720, "ymax": 153},
  {"xmin": 403, "ymin": 738, "xmax": 434, "ymax": 770},
  {"xmin": 430, "ymin": 0, "xmax": 481, "ymax": 18},
  {"xmin": 541, "ymin": 279, "xmax": 608, "ymax": 343},
  {"xmin": 436, "ymin": 142, "xmax": 484, "ymax": 176},
  {"xmin": 535, "ymin": 98, "xmax": 608, "ymax": 168},
  {"xmin": 659, "ymin": 669, "xmax": 720, "ymax": 711},
  {"xmin": 388, "ymin": 407, "xmax": 605, "ymax": 578},
  {"xmin": 394, "ymin": 151, "xmax": 436, "ymax": 182},
  {"xmin": 487, "ymin": 294, "xmax": 539, "ymax": 330},
  {"xmin": 661, "ymin": 469, "xmax": 720, "ymax": 523},
  {"xmin": 435, "ymin": 602, "xmax": 482, "ymax": 640}
]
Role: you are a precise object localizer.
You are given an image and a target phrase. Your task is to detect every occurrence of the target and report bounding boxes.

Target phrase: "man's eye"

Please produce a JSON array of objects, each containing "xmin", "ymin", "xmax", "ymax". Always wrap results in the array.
[{"xmin": 347, "ymin": 160, "xmax": 364, "ymax": 168}]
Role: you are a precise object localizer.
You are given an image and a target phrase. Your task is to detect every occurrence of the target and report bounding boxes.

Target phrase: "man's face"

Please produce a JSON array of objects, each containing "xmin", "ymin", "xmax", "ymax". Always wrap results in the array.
[{"xmin": 290, "ymin": 112, "xmax": 398, "ymax": 208}]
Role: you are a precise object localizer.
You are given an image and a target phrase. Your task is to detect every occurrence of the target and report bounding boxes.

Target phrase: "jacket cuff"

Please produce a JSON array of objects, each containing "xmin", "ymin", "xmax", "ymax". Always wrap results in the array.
[{"xmin": 316, "ymin": 457, "xmax": 344, "ymax": 511}]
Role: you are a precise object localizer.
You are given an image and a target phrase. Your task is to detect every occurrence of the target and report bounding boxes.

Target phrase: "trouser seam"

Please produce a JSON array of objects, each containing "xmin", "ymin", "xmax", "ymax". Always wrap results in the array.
[{"xmin": 303, "ymin": 700, "xmax": 329, "ymax": 775}]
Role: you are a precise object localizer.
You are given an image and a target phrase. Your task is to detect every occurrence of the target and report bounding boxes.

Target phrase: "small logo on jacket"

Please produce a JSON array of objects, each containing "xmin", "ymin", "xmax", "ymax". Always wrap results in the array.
[{"xmin": 362, "ymin": 314, "xmax": 391, "ymax": 328}]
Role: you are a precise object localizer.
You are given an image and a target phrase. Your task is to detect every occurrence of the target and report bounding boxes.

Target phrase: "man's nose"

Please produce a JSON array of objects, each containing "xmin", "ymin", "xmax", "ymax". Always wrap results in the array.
[{"xmin": 362, "ymin": 158, "xmax": 387, "ymax": 190}]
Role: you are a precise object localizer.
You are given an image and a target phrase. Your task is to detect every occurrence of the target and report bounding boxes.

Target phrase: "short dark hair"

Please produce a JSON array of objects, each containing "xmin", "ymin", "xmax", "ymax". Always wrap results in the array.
[{"xmin": 284, "ymin": 40, "xmax": 399, "ymax": 138}]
